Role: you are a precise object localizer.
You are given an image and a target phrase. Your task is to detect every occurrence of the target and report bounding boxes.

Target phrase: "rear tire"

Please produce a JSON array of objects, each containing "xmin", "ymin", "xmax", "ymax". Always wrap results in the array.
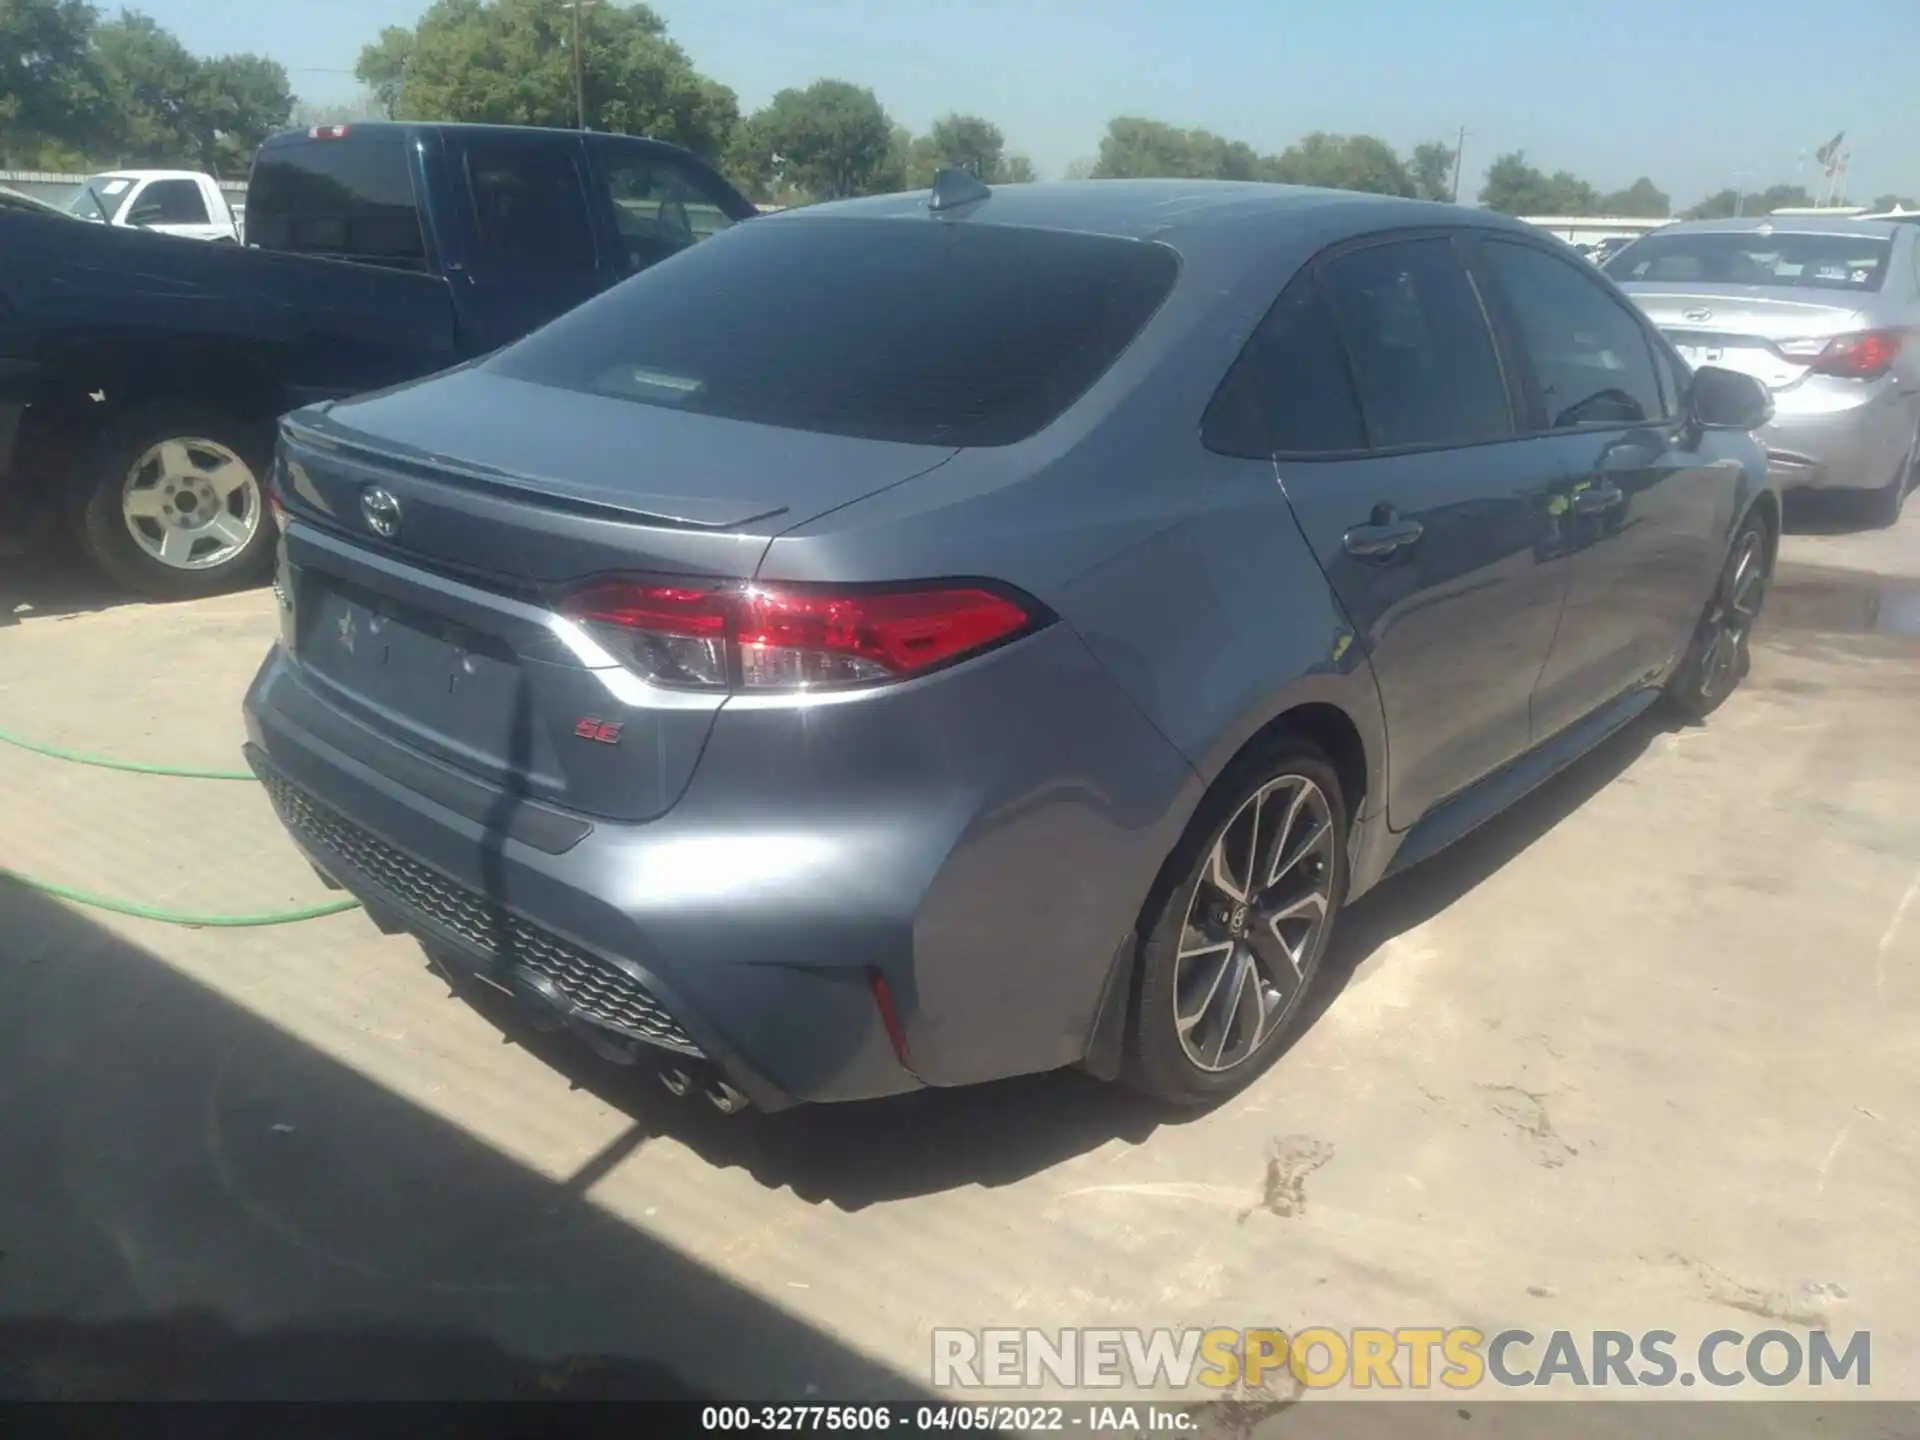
[
  {"xmin": 1861, "ymin": 427, "xmax": 1919, "ymax": 530},
  {"xmin": 1123, "ymin": 739, "xmax": 1350, "ymax": 1107},
  {"xmin": 73, "ymin": 403, "xmax": 274, "ymax": 601}
]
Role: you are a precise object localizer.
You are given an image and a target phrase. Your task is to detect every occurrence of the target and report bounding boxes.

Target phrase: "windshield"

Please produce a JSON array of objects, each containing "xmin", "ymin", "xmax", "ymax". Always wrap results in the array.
[
  {"xmin": 486, "ymin": 216, "xmax": 1180, "ymax": 447},
  {"xmin": 1604, "ymin": 230, "xmax": 1893, "ymax": 292},
  {"xmin": 64, "ymin": 177, "xmax": 134, "ymax": 223}
]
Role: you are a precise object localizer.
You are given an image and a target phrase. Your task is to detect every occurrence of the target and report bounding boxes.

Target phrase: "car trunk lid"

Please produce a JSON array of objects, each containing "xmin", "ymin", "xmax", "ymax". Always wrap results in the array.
[
  {"xmin": 1620, "ymin": 284, "xmax": 1870, "ymax": 390},
  {"xmin": 273, "ymin": 368, "xmax": 957, "ymax": 823}
]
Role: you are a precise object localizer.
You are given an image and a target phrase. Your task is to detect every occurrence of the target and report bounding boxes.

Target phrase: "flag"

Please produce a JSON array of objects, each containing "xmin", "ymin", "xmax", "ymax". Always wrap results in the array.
[{"xmin": 1814, "ymin": 132, "xmax": 1846, "ymax": 170}]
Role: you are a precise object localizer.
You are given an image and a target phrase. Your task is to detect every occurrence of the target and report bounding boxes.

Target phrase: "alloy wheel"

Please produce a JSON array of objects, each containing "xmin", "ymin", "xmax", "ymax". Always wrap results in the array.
[
  {"xmin": 121, "ymin": 437, "xmax": 262, "ymax": 572},
  {"xmin": 1697, "ymin": 527, "xmax": 1768, "ymax": 703},
  {"xmin": 1173, "ymin": 773, "xmax": 1337, "ymax": 1073}
]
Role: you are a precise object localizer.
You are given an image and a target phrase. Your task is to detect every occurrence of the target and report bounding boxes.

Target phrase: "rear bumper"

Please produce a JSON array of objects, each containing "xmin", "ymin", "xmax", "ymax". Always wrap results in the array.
[
  {"xmin": 1761, "ymin": 379, "xmax": 1915, "ymax": 492},
  {"xmin": 243, "ymin": 624, "xmax": 1200, "ymax": 1108}
]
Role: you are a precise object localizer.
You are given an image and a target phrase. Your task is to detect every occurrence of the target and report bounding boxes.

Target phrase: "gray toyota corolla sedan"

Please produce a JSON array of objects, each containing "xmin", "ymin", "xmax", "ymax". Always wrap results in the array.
[{"xmin": 245, "ymin": 176, "xmax": 1776, "ymax": 1113}]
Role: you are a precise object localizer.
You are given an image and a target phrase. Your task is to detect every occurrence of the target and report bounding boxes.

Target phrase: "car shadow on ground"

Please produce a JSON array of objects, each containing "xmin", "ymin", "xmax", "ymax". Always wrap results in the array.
[
  {"xmin": 0, "ymin": 876, "xmax": 935, "ymax": 1403},
  {"xmin": 0, "ymin": 535, "xmax": 140, "ymax": 626},
  {"xmin": 437, "ymin": 710, "xmax": 1677, "ymax": 1212}
]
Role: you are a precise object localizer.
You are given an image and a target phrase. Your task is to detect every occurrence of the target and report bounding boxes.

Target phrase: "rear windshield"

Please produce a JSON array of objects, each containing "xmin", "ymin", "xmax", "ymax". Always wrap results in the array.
[
  {"xmin": 1605, "ymin": 231, "xmax": 1892, "ymax": 293},
  {"xmin": 247, "ymin": 137, "xmax": 427, "ymax": 269},
  {"xmin": 486, "ymin": 216, "xmax": 1180, "ymax": 447}
]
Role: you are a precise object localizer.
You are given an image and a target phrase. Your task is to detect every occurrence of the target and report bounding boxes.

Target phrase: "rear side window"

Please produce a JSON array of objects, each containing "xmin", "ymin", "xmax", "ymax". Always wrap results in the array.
[
  {"xmin": 598, "ymin": 151, "xmax": 739, "ymax": 274},
  {"xmin": 248, "ymin": 138, "xmax": 426, "ymax": 268},
  {"xmin": 1605, "ymin": 230, "xmax": 1893, "ymax": 293},
  {"xmin": 1320, "ymin": 237, "xmax": 1512, "ymax": 450},
  {"xmin": 1480, "ymin": 239, "xmax": 1665, "ymax": 429},
  {"xmin": 1202, "ymin": 278, "xmax": 1366, "ymax": 457},
  {"xmin": 487, "ymin": 217, "xmax": 1179, "ymax": 447},
  {"xmin": 466, "ymin": 144, "xmax": 596, "ymax": 272},
  {"xmin": 140, "ymin": 179, "xmax": 209, "ymax": 224}
]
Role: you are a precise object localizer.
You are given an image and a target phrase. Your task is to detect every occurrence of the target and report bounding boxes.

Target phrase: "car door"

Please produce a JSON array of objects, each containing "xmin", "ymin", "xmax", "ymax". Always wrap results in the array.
[
  {"xmin": 1470, "ymin": 235, "xmax": 1734, "ymax": 744},
  {"xmin": 443, "ymin": 132, "xmax": 610, "ymax": 354},
  {"xmin": 1268, "ymin": 232, "xmax": 1572, "ymax": 830}
]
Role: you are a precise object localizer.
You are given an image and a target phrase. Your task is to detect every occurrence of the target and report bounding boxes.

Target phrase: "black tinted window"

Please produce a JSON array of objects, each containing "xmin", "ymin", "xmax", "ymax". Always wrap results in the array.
[
  {"xmin": 488, "ymin": 217, "xmax": 1179, "ymax": 447},
  {"xmin": 1320, "ymin": 238, "xmax": 1511, "ymax": 450},
  {"xmin": 248, "ymin": 138, "xmax": 425, "ymax": 267},
  {"xmin": 141, "ymin": 179, "xmax": 208, "ymax": 224},
  {"xmin": 1605, "ymin": 230, "xmax": 1892, "ymax": 293},
  {"xmin": 467, "ymin": 145, "xmax": 595, "ymax": 272},
  {"xmin": 1482, "ymin": 240, "xmax": 1664, "ymax": 429},
  {"xmin": 1203, "ymin": 278, "xmax": 1365, "ymax": 457}
]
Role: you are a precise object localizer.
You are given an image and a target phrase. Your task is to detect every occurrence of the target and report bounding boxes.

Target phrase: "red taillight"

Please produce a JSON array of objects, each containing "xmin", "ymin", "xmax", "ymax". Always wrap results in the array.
[
  {"xmin": 561, "ymin": 579, "xmax": 1038, "ymax": 693},
  {"xmin": 309, "ymin": 124, "xmax": 350, "ymax": 140},
  {"xmin": 869, "ymin": 969, "xmax": 914, "ymax": 1071},
  {"xmin": 1780, "ymin": 328, "xmax": 1904, "ymax": 379}
]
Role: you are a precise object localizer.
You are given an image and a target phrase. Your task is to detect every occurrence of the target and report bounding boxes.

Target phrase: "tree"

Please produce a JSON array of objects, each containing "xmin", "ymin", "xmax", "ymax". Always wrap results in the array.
[
  {"xmin": 354, "ymin": 25, "xmax": 413, "ymax": 120},
  {"xmin": 1090, "ymin": 116, "xmax": 1262, "ymax": 180},
  {"xmin": 0, "ymin": 1, "xmax": 289, "ymax": 173},
  {"xmin": 1870, "ymin": 192, "xmax": 1918, "ymax": 212},
  {"xmin": 733, "ymin": 79, "xmax": 897, "ymax": 202},
  {"xmin": 1410, "ymin": 139, "xmax": 1456, "ymax": 202},
  {"xmin": 1265, "ymin": 131, "xmax": 1414, "ymax": 196},
  {"xmin": 1479, "ymin": 150, "xmax": 1598, "ymax": 215},
  {"xmin": 1683, "ymin": 182, "xmax": 1815, "ymax": 219},
  {"xmin": 356, "ymin": 0, "xmax": 738, "ymax": 160},
  {"xmin": 1596, "ymin": 176, "xmax": 1669, "ymax": 217},
  {"xmin": 0, "ymin": 0, "xmax": 102, "ymax": 165},
  {"xmin": 901, "ymin": 112, "xmax": 1035, "ymax": 188}
]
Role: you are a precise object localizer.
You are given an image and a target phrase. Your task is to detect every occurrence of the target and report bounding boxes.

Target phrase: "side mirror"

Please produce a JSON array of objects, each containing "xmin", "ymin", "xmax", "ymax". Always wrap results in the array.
[
  {"xmin": 1688, "ymin": 364, "xmax": 1774, "ymax": 431},
  {"xmin": 123, "ymin": 203, "xmax": 164, "ymax": 228}
]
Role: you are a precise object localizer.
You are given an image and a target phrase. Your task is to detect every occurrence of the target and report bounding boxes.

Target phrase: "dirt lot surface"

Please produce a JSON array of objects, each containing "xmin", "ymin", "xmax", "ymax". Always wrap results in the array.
[{"xmin": 2, "ymin": 495, "xmax": 1917, "ymax": 1432}]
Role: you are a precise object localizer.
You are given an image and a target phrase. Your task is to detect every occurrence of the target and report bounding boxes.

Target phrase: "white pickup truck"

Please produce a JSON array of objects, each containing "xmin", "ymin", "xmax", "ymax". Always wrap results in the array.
[{"xmin": 64, "ymin": 169, "xmax": 239, "ymax": 243}]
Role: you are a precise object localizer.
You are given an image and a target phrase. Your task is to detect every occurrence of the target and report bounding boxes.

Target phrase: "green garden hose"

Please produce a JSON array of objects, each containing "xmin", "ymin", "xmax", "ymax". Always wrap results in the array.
[
  {"xmin": 0, "ymin": 725, "xmax": 257, "ymax": 780},
  {"xmin": 0, "ymin": 726, "xmax": 364, "ymax": 927}
]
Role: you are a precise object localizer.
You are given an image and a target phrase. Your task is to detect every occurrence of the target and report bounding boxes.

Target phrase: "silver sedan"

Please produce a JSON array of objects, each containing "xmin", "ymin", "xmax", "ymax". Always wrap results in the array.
[{"xmin": 1607, "ymin": 217, "xmax": 1920, "ymax": 525}]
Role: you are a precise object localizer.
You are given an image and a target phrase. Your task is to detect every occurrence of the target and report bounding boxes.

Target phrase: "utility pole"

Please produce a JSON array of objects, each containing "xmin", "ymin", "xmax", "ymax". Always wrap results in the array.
[
  {"xmin": 1450, "ymin": 126, "xmax": 1469, "ymax": 204},
  {"xmin": 572, "ymin": 0, "xmax": 586, "ymax": 130}
]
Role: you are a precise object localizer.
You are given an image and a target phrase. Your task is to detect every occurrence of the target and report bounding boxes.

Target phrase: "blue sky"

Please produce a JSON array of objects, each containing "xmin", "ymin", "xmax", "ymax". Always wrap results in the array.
[{"xmin": 133, "ymin": 0, "xmax": 1920, "ymax": 206}]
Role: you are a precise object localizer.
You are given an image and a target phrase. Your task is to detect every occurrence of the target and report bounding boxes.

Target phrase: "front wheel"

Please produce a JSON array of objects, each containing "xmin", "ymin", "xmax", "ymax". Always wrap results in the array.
[
  {"xmin": 73, "ymin": 404, "xmax": 275, "ymax": 600},
  {"xmin": 1665, "ymin": 512, "xmax": 1771, "ymax": 722},
  {"xmin": 1124, "ymin": 741, "xmax": 1350, "ymax": 1107}
]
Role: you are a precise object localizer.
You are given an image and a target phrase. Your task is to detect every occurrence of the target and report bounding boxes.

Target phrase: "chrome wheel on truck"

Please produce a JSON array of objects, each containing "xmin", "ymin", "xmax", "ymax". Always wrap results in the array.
[
  {"xmin": 74, "ymin": 403, "xmax": 276, "ymax": 600},
  {"xmin": 120, "ymin": 436, "xmax": 262, "ymax": 572}
]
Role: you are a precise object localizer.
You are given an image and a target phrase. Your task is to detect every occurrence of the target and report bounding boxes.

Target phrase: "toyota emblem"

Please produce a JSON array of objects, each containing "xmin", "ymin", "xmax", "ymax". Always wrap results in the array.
[
  {"xmin": 360, "ymin": 487, "xmax": 401, "ymax": 538},
  {"xmin": 1683, "ymin": 307, "xmax": 1713, "ymax": 323}
]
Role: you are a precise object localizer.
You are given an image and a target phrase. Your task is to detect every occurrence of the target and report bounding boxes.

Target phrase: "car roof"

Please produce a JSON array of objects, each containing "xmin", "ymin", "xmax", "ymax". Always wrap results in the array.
[
  {"xmin": 767, "ymin": 179, "xmax": 1545, "ymax": 256},
  {"xmin": 1644, "ymin": 215, "xmax": 1906, "ymax": 240},
  {"xmin": 92, "ymin": 168, "xmax": 208, "ymax": 183},
  {"xmin": 257, "ymin": 121, "xmax": 698, "ymax": 157}
]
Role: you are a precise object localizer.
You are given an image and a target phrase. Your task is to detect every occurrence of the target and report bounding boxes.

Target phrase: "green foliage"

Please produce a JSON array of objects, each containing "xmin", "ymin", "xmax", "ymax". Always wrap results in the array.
[
  {"xmin": 0, "ymin": 0, "xmax": 289, "ymax": 173},
  {"xmin": 1869, "ymin": 192, "xmax": 1918, "ymax": 212},
  {"xmin": 731, "ymin": 78, "xmax": 897, "ymax": 201},
  {"xmin": 1090, "ymin": 116, "xmax": 1262, "ymax": 180},
  {"xmin": 1479, "ymin": 151, "xmax": 1598, "ymax": 215},
  {"xmin": 1683, "ymin": 183, "xmax": 1816, "ymax": 220},
  {"xmin": 355, "ymin": 0, "xmax": 738, "ymax": 159},
  {"xmin": 1409, "ymin": 140, "xmax": 1456, "ymax": 202},
  {"xmin": 1265, "ymin": 131, "xmax": 1414, "ymax": 196},
  {"xmin": 902, "ymin": 111, "xmax": 1036, "ymax": 188},
  {"xmin": 1595, "ymin": 176, "xmax": 1669, "ymax": 217}
]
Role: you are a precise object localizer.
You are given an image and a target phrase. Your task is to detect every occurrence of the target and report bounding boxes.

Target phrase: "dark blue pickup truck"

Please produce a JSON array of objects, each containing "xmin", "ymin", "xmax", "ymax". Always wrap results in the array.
[{"xmin": 0, "ymin": 122, "xmax": 757, "ymax": 597}]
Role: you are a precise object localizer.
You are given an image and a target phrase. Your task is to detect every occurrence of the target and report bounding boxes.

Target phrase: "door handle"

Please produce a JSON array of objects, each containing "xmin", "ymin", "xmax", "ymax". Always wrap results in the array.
[
  {"xmin": 1570, "ymin": 483, "xmax": 1625, "ymax": 517},
  {"xmin": 1342, "ymin": 514, "xmax": 1425, "ymax": 559}
]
